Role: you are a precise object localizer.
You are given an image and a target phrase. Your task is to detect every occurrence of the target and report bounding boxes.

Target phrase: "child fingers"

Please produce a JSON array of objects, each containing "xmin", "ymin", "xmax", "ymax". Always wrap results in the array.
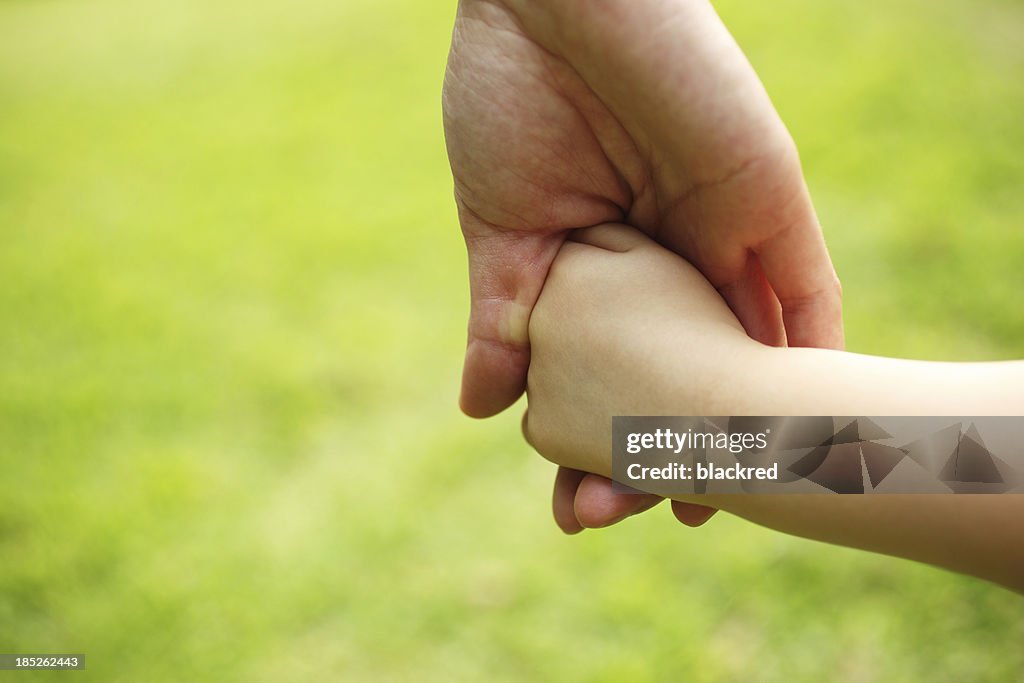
[
  {"xmin": 670, "ymin": 501, "xmax": 718, "ymax": 527},
  {"xmin": 573, "ymin": 473, "xmax": 664, "ymax": 528}
]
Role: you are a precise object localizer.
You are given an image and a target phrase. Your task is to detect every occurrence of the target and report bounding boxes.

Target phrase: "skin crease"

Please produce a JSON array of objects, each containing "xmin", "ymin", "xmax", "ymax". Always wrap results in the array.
[
  {"xmin": 442, "ymin": 0, "xmax": 845, "ymax": 531},
  {"xmin": 525, "ymin": 224, "xmax": 1024, "ymax": 594}
]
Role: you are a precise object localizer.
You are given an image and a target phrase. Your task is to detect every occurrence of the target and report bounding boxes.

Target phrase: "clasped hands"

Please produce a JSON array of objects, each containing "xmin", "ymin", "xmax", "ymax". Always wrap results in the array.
[{"xmin": 443, "ymin": 0, "xmax": 843, "ymax": 533}]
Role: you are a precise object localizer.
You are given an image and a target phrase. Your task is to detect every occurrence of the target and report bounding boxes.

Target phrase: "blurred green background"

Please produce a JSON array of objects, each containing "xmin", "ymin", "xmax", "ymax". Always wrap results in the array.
[{"xmin": 1, "ymin": 0, "xmax": 1022, "ymax": 680}]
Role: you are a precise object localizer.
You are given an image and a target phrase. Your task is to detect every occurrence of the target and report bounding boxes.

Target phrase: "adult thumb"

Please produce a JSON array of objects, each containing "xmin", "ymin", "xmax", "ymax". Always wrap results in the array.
[{"xmin": 459, "ymin": 214, "xmax": 562, "ymax": 418}]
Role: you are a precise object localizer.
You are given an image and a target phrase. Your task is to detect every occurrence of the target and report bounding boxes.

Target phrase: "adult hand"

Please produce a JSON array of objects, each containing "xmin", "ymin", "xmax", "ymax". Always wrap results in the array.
[{"xmin": 443, "ymin": 0, "xmax": 843, "ymax": 532}]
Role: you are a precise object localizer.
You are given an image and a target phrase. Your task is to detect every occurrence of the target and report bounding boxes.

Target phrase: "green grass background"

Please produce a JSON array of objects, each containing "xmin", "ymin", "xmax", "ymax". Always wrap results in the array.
[{"xmin": 2, "ymin": 0, "xmax": 1023, "ymax": 680}]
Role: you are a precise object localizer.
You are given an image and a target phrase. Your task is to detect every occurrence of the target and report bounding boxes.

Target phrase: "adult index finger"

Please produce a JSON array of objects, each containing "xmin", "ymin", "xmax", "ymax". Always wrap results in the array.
[{"xmin": 756, "ymin": 216, "xmax": 844, "ymax": 350}]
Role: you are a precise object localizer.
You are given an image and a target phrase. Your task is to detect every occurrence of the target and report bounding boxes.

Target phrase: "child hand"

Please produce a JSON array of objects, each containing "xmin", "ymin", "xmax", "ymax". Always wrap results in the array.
[{"xmin": 525, "ymin": 224, "xmax": 759, "ymax": 476}]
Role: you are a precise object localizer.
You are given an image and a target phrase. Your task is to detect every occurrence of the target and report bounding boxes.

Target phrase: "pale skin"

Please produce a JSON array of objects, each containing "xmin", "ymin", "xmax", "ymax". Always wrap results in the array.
[
  {"xmin": 524, "ymin": 224, "xmax": 1024, "ymax": 593},
  {"xmin": 443, "ymin": 0, "xmax": 844, "ymax": 529}
]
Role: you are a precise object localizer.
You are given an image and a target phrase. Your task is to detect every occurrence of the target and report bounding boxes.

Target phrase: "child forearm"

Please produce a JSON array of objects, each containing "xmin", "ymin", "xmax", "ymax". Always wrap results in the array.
[
  {"xmin": 676, "ymin": 349, "xmax": 1024, "ymax": 592},
  {"xmin": 745, "ymin": 347, "xmax": 1024, "ymax": 417},
  {"xmin": 523, "ymin": 226, "xmax": 1024, "ymax": 591}
]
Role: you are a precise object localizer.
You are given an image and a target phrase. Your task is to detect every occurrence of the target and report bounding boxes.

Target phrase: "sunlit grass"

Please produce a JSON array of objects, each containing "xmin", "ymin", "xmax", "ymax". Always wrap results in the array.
[{"xmin": 1, "ymin": 0, "xmax": 1022, "ymax": 680}]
